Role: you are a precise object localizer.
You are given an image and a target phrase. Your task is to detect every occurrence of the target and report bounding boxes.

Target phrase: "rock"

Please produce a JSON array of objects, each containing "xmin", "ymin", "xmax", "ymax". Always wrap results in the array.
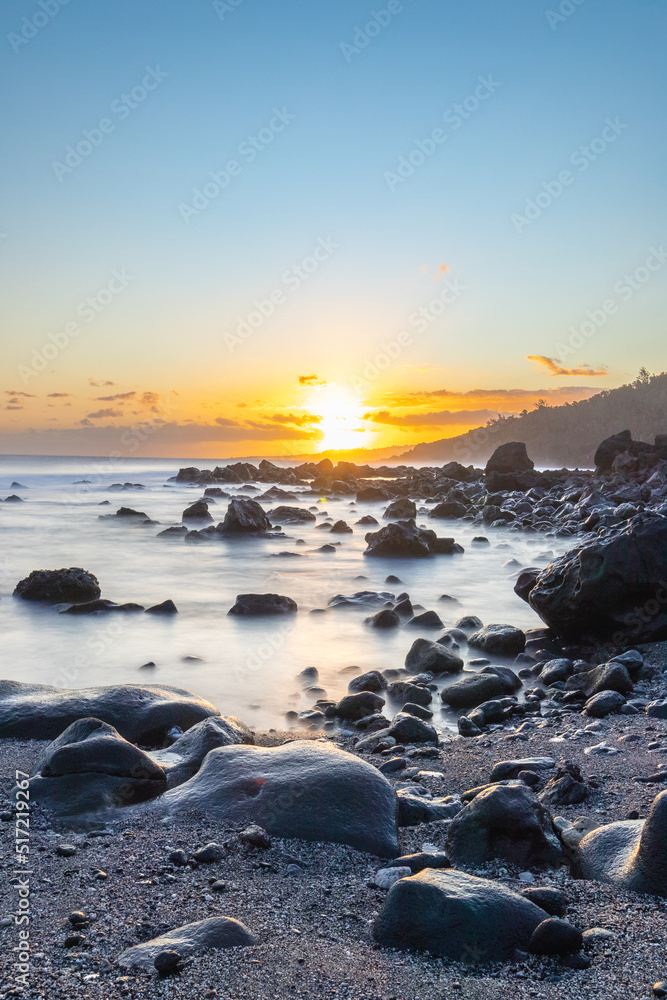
[
  {"xmin": 467, "ymin": 624, "xmax": 526, "ymax": 657},
  {"xmin": 386, "ymin": 682, "xmax": 432, "ymax": 707},
  {"xmin": 458, "ymin": 716, "xmax": 482, "ymax": 737},
  {"xmin": 117, "ymin": 916, "xmax": 255, "ymax": 969},
  {"xmin": 441, "ymin": 667, "xmax": 520, "ymax": 710},
  {"xmin": 348, "ymin": 670, "xmax": 387, "ymax": 694},
  {"xmin": 239, "ymin": 824, "xmax": 272, "ymax": 849},
  {"xmin": 182, "ymin": 500, "xmax": 213, "ymax": 521},
  {"xmin": 330, "ymin": 519, "xmax": 353, "ymax": 533},
  {"xmin": 565, "ymin": 661, "xmax": 633, "ymax": 698},
  {"xmin": 577, "ymin": 789, "xmax": 667, "ymax": 896},
  {"xmin": 539, "ymin": 762, "xmax": 589, "ymax": 806},
  {"xmin": 383, "ymin": 498, "xmax": 417, "ymax": 520},
  {"xmin": 446, "ymin": 783, "xmax": 562, "ymax": 867},
  {"xmin": 594, "ymin": 429, "xmax": 634, "ymax": 472},
  {"xmin": 646, "ymin": 699, "xmax": 667, "ymax": 720},
  {"xmin": 429, "ymin": 500, "xmax": 468, "ymax": 519},
  {"xmin": 485, "ymin": 442, "xmax": 534, "ymax": 475},
  {"xmin": 0, "ymin": 680, "xmax": 220, "ymax": 743},
  {"xmin": 514, "ymin": 568, "xmax": 541, "ymax": 602},
  {"xmin": 405, "ymin": 638, "xmax": 463, "ymax": 675},
  {"xmin": 335, "ymin": 691, "xmax": 385, "ymax": 720},
  {"xmin": 538, "ymin": 658, "xmax": 573, "ymax": 685},
  {"xmin": 55, "ymin": 844, "xmax": 77, "ymax": 857},
  {"xmin": 193, "ymin": 842, "xmax": 224, "ymax": 863},
  {"xmin": 150, "ymin": 716, "xmax": 254, "ymax": 787},
  {"xmin": 582, "ymin": 690, "xmax": 626, "ymax": 717},
  {"xmin": 365, "ymin": 609, "xmax": 401, "ymax": 628},
  {"xmin": 228, "ymin": 593, "xmax": 297, "ymax": 615},
  {"xmin": 528, "ymin": 917, "xmax": 583, "ymax": 955},
  {"xmin": 59, "ymin": 599, "xmax": 144, "ymax": 615},
  {"xmin": 373, "ymin": 866, "xmax": 412, "ymax": 889},
  {"xmin": 218, "ymin": 498, "xmax": 271, "ymax": 534},
  {"xmin": 490, "ymin": 758, "xmax": 555, "ymax": 782},
  {"xmin": 521, "ymin": 887, "xmax": 568, "ymax": 917},
  {"xmin": 523, "ymin": 516, "xmax": 667, "ymax": 643},
  {"xmin": 406, "ymin": 610, "xmax": 443, "ymax": 629},
  {"xmin": 28, "ymin": 718, "xmax": 167, "ymax": 815},
  {"xmin": 390, "ymin": 852, "xmax": 450, "ymax": 874},
  {"xmin": 387, "ymin": 712, "xmax": 437, "ymax": 744},
  {"xmin": 13, "ymin": 567, "xmax": 101, "ymax": 604},
  {"xmin": 364, "ymin": 519, "xmax": 462, "ymax": 558},
  {"xmin": 356, "ymin": 486, "xmax": 390, "ymax": 501},
  {"xmin": 268, "ymin": 506, "xmax": 316, "ymax": 524},
  {"xmin": 372, "ymin": 869, "xmax": 545, "ymax": 961},
  {"xmin": 154, "ymin": 950, "xmax": 184, "ymax": 977},
  {"xmin": 146, "ymin": 599, "xmax": 178, "ymax": 615},
  {"xmin": 396, "ymin": 791, "xmax": 461, "ymax": 826},
  {"xmin": 140, "ymin": 740, "xmax": 399, "ymax": 857}
]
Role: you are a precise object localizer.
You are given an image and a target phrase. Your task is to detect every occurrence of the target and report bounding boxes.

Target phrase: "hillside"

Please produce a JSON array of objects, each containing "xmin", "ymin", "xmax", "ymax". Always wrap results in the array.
[{"xmin": 399, "ymin": 370, "xmax": 667, "ymax": 468}]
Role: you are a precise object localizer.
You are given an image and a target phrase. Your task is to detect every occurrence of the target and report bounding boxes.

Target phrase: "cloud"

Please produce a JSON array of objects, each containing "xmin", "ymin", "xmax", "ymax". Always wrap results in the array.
[
  {"xmin": 526, "ymin": 355, "xmax": 608, "ymax": 377},
  {"xmin": 47, "ymin": 393, "xmax": 73, "ymax": 398},
  {"xmin": 96, "ymin": 391, "xmax": 136, "ymax": 401},
  {"xmin": 5, "ymin": 405, "xmax": 23, "ymax": 411},
  {"xmin": 5, "ymin": 390, "xmax": 36, "ymax": 397},
  {"xmin": 378, "ymin": 386, "xmax": 601, "ymax": 409},
  {"xmin": 298, "ymin": 374, "xmax": 327, "ymax": 387},
  {"xmin": 364, "ymin": 408, "xmax": 501, "ymax": 429},
  {"xmin": 267, "ymin": 412, "xmax": 322, "ymax": 426},
  {"xmin": 88, "ymin": 378, "xmax": 115, "ymax": 387},
  {"xmin": 87, "ymin": 408, "xmax": 122, "ymax": 419}
]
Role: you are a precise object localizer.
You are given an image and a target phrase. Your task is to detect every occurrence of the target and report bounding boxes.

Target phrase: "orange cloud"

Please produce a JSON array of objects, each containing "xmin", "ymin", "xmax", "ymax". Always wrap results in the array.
[{"xmin": 526, "ymin": 355, "xmax": 608, "ymax": 377}]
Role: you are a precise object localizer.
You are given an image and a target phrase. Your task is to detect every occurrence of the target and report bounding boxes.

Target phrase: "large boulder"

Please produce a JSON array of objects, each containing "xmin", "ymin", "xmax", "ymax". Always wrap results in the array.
[
  {"xmin": 577, "ymin": 790, "xmax": 667, "ymax": 896},
  {"xmin": 0, "ymin": 681, "xmax": 220, "ymax": 744},
  {"xmin": 485, "ymin": 442, "xmax": 534, "ymax": 475},
  {"xmin": 372, "ymin": 869, "xmax": 545, "ymax": 961},
  {"xmin": 142, "ymin": 740, "xmax": 399, "ymax": 857},
  {"xmin": 217, "ymin": 498, "xmax": 270, "ymax": 534},
  {"xmin": 523, "ymin": 516, "xmax": 667, "ymax": 643},
  {"xmin": 467, "ymin": 624, "xmax": 526, "ymax": 657},
  {"xmin": 364, "ymin": 519, "xmax": 462, "ymax": 558},
  {"xmin": 383, "ymin": 498, "xmax": 417, "ymax": 520},
  {"xmin": 13, "ymin": 568, "xmax": 101, "ymax": 604},
  {"xmin": 150, "ymin": 715, "xmax": 254, "ymax": 787},
  {"xmin": 593, "ymin": 430, "xmax": 658, "ymax": 473},
  {"xmin": 27, "ymin": 718, "xmax": 167, "ymax": 815},
  {"xmin": 117, "ymin": 917, "xmax": 255, "ymax": 969},
  {"xmin": 445, "ymin": 783, "xmax": 562, "ymax": 867},
  {"xmin": 228, "ymin": 593, "xmax": 297, "ymax": 615},
  {"xmin": 267, "ymin": 506, "xmax": 316, "ymax": 524}
]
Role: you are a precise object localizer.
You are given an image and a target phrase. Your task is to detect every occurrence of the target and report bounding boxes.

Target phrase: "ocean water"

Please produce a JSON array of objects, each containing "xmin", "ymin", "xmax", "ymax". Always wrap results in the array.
[{"xmin": 0, "ymin": 455, "xmax": 573, "ymax": 735}]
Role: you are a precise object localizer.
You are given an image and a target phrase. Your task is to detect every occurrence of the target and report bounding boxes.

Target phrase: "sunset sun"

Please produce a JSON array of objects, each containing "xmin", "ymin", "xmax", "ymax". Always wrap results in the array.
[{"xmin": 307, "ymin": 386, "xmax": 365, "ymax": 452}]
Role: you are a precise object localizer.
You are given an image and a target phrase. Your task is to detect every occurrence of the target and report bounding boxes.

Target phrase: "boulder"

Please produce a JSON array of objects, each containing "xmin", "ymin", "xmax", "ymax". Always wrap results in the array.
[
  {"xmin": 405, "ymin": 638, "xmax": 464, "ymax": 675},
  {"xmin": 27, "ymin": 718, "xmax": 167, "ymax": 815},
  {"xmin": 335, "ymin": 691, "xmax": 385, "ymax": 721},
  {"xmin": 489, "ymin": 758, "xmax": 555, "ymax": 782},
  {"xmin": 467, "ymin": 624, "xmax": 526, "ymax": 657},
  {"xmin": 217, "ymin": 498, "xmax": 270, "ymax": 534},
  {"xmin": 445, "ymin": 783, "xmax": 562, "ymax": 867},
  {"xmin": 577, "ymin": 789, "xmax": 667, "ymax": 895},
  {"xmin": 582, "ymin": 690, "xmax": 626, "ymax": 717},
  {"xmin": 485, "ymin": 442, "xmax": 534, "ymax": 475},
  {"xmin": 348, "ymin": 670, "xmax": 387, "ymax": 694},
  {"xmin": 142, "ymin": 740, "xmax": 399, "ymax": 857},
  {"xmin": 117, "ymin": 917, "xmax": 255, "ymax": 969},
  {"xmin": 441, "ymin": 667, "xmax": 520, "ymax": 710},
  {"xmin": 228, "ymin": 593, "xmax": 297, "ymax": 615},
  {"xmin": 365, "ymin": 609, "xmax": 401, "ymax": 628},
  {"xmin": 182, "ymin": 500, "xmax": 213, "ymax": 521},
  {"xmin": 0, "ymin": 681, "xmax": 220, "ymax": 744},
  {"xmin": 150, "ymin": 716, "xmax": 254, "ymax": 787},
  {"xmin": 383, "ymin": 498, "xmax": 417, "ymax": 520},
  {"xmin": 267, "ymin": 506, "xmax": 316, "ymax": 524},
  {"xmin": 528, "ymin": 918, "xmax": 583, "ymax": 955},
  {"xmin": 564, "ymin": 661, "xmax": 633, "ymax": 698},
  {"xmin": 387, "ymin": 712, "xmax": 437, "ymax": 744},
  {"xmin": 372, "ymin": 870, "xmax": 545, "ymax": 961},
  {"xmin": 13, "ymin": 567, "xmax": 101, "ymax": 604},
  {"xmin": 539, "ymin": 762, "xmax": 588, "ymax": 806},
  {"xmin": 523, "ymin": 516, "xmax": 667, "ymax": 644},
  {"xmin": 364, "ymin": 519, "xmax": 462, "ymax": 558},
  {"xmin": 429, "ymin": 501, "xmax": 468, "ymax": 519}
]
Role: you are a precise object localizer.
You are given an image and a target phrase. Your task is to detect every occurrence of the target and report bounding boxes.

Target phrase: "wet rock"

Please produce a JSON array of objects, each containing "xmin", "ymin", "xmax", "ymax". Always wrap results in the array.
[
  {"xmin": 467, "ymin": 623, "xmax": 526, "ymax": 657},
  {"xmin": 0, "ymin": 680, "xmax": 220, "ymax": 743},
  {"xmin": 141, "ymin": 740, "xmax": 400, "ymax": 857},
  {"xmin": 60, "ymin": 599, "xmax": 145, "ymax": 615},
  {"xmin": 405, "ymin": 638, "xmax": 464, "ymax": 675},
  {"xmin": 182, "ymin": 500, "xmax": 213, "ymax": 521},
  {"xmin": 564, "ymin": 661, "xmax": 633, "ymax": 698},
  {"xmin": 146, "ymin": 599, "xmax": 178, "ymax": 615},
  {"xmin": 386, "ymin": 682, "xmax": 432, "ymax": 707},
  {"xmin": 485, "ymin": 442, "xmax": 534, "ymax": 475},
  {"xmin": 28, "ymin": 718, "xmax": 167, "ymax": 815},
  {"xmin": 429, "ymin": 500, "xmax": 468, "ymax": 519},
  {"xmin": 365, "ymin": 609, "xmax": 401, "ymax": 628},
  {"xmin": 577, "ymin": 789, "xmax": 667, "ymax": 896},
  {"xmin": 193, "ymin": 842, "xmax": 225, "ymax": 863},
  {"xmin": 387, "ymin": 712, "xmax": 437, "ymax": 744},
  {"xmin": 528, "ymin": 917, "xmax": 583, "ymax": 955},
  {"xmin": 150, "ymin": 716, "xmax": 254, "ymax": 787},
  {"xmin": 336, "ymin": 691, "xmax": 385, "ymax": 720},
  {"xmin": 117, "ymin": 916, "xmax": 255, "ymax": 969},
  {"xmin": 372, "ymin": 869, "xmax": 545, "ymax": 960},
  {"xmin": 364, "ymin": 519, "xmax": 462, "ymax": 558},
  {"xmin": 330, "ymin": 519, "xmax": 353, "ymax": 533},
  {"xmin": 383, "ymin": 498, "xmax": 417, "ymax": 520},
  {"xmin": 13, "ymin": 567, "xmax": 101, "ymax": 604},
  {"xmin": 228, "ymin": 593, "xmax": 297, "ymax": 615},
  {"xmin": 217, "ymin": 498, "xmax": 271, "ymax": 534},
  {"xmin": 441, "ymin": 667, "xmax": 520, "ymax": 710},
  {"xmin": 406, "ymin": 610, "xmax": 443, "ymax": 629},
  {"xmin": 268, "ymin": 506, "xmax": 316, "ymax": 524},
  {"xmin": 446, "ymin": 783, "xmax": 562, "ymax": 867},
  {"xmin": 390, "ymin": 852, "xmax": 450, "ymax": 874},
  {"xmin": 582, "ymin": 690, "xmax": 626, "ymax": 717},
  {"xmin": 348, "ymin": 670, "xmax": 387, "ymax": 694}
]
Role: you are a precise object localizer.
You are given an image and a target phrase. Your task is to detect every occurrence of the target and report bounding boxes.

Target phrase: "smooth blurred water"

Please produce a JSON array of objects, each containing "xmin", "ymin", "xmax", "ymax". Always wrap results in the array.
[{"xmin": 0, "ymin": 455, "xmax": 573, "ymax": 734}]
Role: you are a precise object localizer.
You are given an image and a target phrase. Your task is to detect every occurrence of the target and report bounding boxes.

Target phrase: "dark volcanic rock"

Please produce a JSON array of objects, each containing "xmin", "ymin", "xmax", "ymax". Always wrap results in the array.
[
  {"xmin": 539, "ymin": 762, "xmax": 589, "ymax": 806},
  {"xmin": 577, "ymin": 789, "xmax": 667, "ymax": 896},
  {"xmin": 182, "ymin": 500, "xmax": 213, "ymax": 521},
  {"xmin": 467, "ymin": 623, "xmax": 526, "ymax": 657},
  {"xmin": 405, "ymin": 638, "xmax": 464, "ymax": 675},
  {"xmin": 142, "ymin": 740, "xmax": 400, "ymax": 857},
  {"xmin": 348, "ymin": 670, "xmax": 387, "ymax": 694},
  {"xmin": 372, "ymin": 869, "xmax": 545, "ymax": 961},
  {"xmin": 28, "ymin": 718, "xmax": 167, "ymax": 815},
  {"xmin": 118, "ymin": 916, "xmax": 256, "ymax": 969},
  {"xmin": 364, "ymin": 519, "xmax": 462, "ymax": 558},
  {"xmin": 387, "ymin": 712, "xmax": 437, "ymax": 744},
  {"xmin": 145, "ymin": 599, "xmax": 178, "ymax": 615},
  {"xmin": 529, "ymin": 917, "xmax": 583, "ymax": 955},
  {"xmin": 365, "ymin": 609, "xmax": 401, "ymax": 628},
  {"xmin": 150, "ymin": 716, "xmax": 254, "ymax": 787},
  {"xmin": 446, "ymin": 783, "xmax": 562, "ymax": 867},
  {"xmin": 13, "ymin": 567, "xmax": 101, "ymax": 604},
  {"xmin": 267, "ymin": 506, "xmax": 316, "ymax": 524},
  {"xmin": 441, "ymin": 667, "xmax": 520, "ymax": 709},
  {"xmin": 383, "ymin": 498, "xmax": 417, "ymax": 520},
  {"xmin": 217, "ymin": 498, "xmax": 271, "ymax": 534},
  {"xmin": 521, "ymin": 887, "xmax": 568, "ymax": 917},
  {"xmin": 335, "ymin": 691, "xmax": 385, "ymax": 720},
  {"xmin": 523, "ymin": 516, "xmax": 667, "ymax": 644},
  {"xmin": 485, "ymin": 442, "xmax": 534, "ymax": 475},
  {"xmin": 228, "ymin": 593, "xmax": 297, "ymax": 616},
  {"xmin": 564, "ymin": 661, "xmax": 633, "ymax": 698},
  {"xmin": 0, "ymin": 681, "xmax": 220, "ymax": 743}
]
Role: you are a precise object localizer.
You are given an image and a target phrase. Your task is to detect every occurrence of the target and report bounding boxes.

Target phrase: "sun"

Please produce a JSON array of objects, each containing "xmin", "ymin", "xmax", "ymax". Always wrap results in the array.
[{"xmin": 307, "ymin": 385, "xmax": 365, "ymax": 452}]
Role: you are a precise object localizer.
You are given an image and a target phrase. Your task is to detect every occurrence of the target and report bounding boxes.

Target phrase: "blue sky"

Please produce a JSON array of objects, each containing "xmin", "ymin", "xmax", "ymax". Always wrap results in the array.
[{"xmin": 0, "ymin": 0, "xmax": 665, "ymax": 455}]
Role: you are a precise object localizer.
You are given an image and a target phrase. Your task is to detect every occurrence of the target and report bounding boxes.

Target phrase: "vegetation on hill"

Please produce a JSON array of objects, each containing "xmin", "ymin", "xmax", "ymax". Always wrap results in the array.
[{"xmin": 400, "ymin": 369, "xmax": 667, "ymax": 468}]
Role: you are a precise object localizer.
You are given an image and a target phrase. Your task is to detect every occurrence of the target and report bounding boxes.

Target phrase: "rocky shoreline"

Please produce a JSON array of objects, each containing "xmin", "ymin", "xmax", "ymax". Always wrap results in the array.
[{"xmin": 1, "ymin": 435, "xmax": 667, "ymax": 999}]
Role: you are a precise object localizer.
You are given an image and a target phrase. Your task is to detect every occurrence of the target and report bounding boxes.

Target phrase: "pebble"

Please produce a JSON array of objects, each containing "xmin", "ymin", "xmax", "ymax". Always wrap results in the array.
[{"xmin": 55, "ymin": 844, "xmax": 77, "ymax": 857}]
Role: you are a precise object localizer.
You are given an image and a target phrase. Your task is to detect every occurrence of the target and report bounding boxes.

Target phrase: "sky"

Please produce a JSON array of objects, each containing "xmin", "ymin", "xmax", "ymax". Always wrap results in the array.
[{"xmin": 1, "ymin": 0, "xmax": 665, "ymax": 458}]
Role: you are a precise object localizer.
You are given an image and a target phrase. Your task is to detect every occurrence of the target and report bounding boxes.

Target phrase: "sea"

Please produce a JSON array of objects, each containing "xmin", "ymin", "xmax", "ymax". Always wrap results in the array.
[{"xmin": 0, "ymin": 454, "xmax": 573, "ymax": 735}]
